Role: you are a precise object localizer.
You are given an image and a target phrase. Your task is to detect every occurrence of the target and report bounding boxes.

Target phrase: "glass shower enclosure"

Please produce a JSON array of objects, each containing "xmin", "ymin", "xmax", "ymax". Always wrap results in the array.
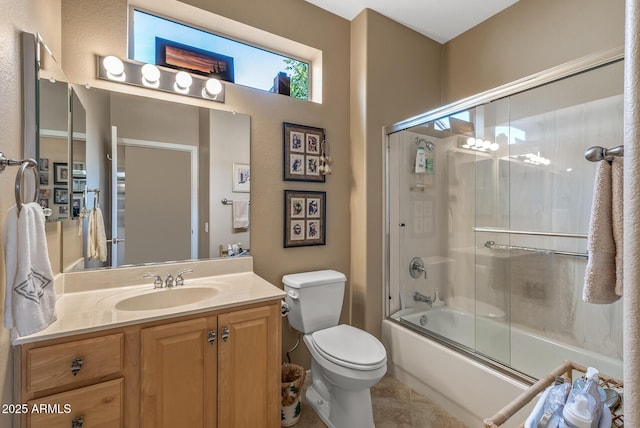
[{"xmin": 385, "ymin": 55, "xmax": 624, "ymax": 380}]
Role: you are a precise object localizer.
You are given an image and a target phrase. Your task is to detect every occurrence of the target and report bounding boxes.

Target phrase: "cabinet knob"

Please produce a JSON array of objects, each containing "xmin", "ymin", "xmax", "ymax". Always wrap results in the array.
[
  {"xmin": 221, "ymin": 327, "xmax": 230, "ymax": 342},
  {"xmin": 207, "ymin": 330, "xmax": 216, "ymax": 345},
  {"xmin": 70, "ymin": 358, "xmax": 84, "ymax": 376},
  {"xmin": 71, "ymin": 416, "xmax": 84, "ymax": 428}
]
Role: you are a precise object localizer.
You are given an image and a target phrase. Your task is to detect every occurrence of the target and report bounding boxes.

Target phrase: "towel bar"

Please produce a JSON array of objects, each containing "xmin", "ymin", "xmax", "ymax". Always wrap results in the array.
[
  {"xmin": 584, "ymin": 145, "xmax": 624, "ymax": 162},
  {"xmin": 484, "ymin": 240, "xmax": 588, "ymax": 258},
  {"xmin": 0, "ymin": 152, "xmax": 39, "ymax": 212}
]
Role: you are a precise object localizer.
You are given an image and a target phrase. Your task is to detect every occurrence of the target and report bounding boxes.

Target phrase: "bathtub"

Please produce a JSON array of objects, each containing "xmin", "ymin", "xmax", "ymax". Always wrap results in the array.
[{"xmin": 383, "ymin": 306, "xmax": 623, "ymax": 427}]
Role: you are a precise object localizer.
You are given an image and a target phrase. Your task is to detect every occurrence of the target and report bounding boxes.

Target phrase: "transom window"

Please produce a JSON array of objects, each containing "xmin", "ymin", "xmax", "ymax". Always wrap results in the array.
[{"xmin": 131, "ymin": 9, "xmax": 309, "ymax": 100}]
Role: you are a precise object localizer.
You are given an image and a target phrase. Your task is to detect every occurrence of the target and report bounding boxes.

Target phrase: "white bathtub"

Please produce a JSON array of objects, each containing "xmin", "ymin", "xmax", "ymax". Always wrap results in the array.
[{"xmin": 383, "ymin": 306, "xmax": 623, "ymax": 427}]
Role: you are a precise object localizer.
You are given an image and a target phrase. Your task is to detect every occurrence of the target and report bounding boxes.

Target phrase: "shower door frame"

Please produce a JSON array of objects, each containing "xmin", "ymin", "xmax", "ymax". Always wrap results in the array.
[{"xmin": 383, "ymin": 46, "xmax": 624, "ymax": 381}]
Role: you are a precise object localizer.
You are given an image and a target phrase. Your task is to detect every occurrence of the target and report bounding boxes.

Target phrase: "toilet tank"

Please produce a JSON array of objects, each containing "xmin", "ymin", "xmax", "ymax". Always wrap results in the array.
[{"xmin": 283, "ymin": 270, "xmax": 346, "ymax": 333}]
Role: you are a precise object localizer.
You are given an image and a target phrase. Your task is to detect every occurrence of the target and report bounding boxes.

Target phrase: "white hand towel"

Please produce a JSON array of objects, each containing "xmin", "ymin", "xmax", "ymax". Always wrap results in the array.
[
  {"xmin": 232, "ymin": 200, "xmax": 249, "ymax": 229},
  {"xmin": 87, "ymin": 207, "xmax": 107, "ymax": 262},
  {"xmin": 3, "ymin": 202, "xmax": 57, "ymax": 336},
  {"xmin": 583, "ymin": 160, "xmax": 622, "ymax": 304}
]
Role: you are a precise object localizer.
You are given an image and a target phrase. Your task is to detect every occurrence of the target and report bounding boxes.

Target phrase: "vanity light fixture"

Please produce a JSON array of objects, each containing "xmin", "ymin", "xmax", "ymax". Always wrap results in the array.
[
  {"xmin": 174, "ymin": 71, "xmax": 193, "ymax": 93},
  {"xmin": 141, "ymin": 63, "xmax": 160, "ymax": 88},
  {"xmin": 203, "ymin": 78, "xmax": 223, "ymax": 99},
  {"xmin": 96, "ymin": 55, "xmax": 225, "ymax": 103},
  {"xmin": 103, "ymin": 56, "xmax": 126, "ymax": 81}
]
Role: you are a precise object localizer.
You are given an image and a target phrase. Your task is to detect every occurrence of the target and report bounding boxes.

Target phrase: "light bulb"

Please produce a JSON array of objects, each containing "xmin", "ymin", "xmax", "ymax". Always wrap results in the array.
[
  {"xmin": 103, "ymin": 56, "xmax": 125, "ymax": 81},
  {"xmin": 489, "ymin": 143, "xmax": 500, "ymax": 151},
  {"xmin": 174, "ymin": 71, "xmax": 193, "ymax": 93},
  {"xmin": 482, "ymin": 140, "xmax": 492, "ymax": 149},
  {"xmin": 466, "ymin": 137, "xmax": 475, "ymax": 146},
  {"xmin": 203, "ymin": 78, "xmax": 223, "ymax": 98},
  {"xmin": 141, "ymin": 64, "xmax": 160, "ymax": 88}
]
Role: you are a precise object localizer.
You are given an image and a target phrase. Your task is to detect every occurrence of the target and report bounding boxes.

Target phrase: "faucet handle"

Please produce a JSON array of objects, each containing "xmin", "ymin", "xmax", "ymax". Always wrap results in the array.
[
  {"xmin": 175, "ymin": 269, "xmax": 194, "ymax": 286},
  {"xmin": 144, "ymin": 274, "xmax": 164, "ymax": 289}
]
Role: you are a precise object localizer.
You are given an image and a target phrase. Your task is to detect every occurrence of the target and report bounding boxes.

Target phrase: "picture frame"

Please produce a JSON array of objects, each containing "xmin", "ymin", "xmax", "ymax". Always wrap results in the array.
[
  {"xmin": 155, "ymin": 38, "xmax": 235, "ymax": 82},
  {"xmin": 283, "ymin": 122, "xmax": 326, "ymax": 183},
  {"xmin": 39, "ymin": 158, "xmax": 49, "ymax": 172},
  {"xmin": 72, "ymin": 162, "xmax": 86, "ymax": 178},
  {"xmin": 53, "ymin": 162, "xmax": 69, "ymax": 184},
  {"xmin": 72, "ymin": 178, "xmax": 86, "ymax": 192},
  {"xmin": 284, "ymin": 190, "xmax": 326, "ymax": 248},
  {"xmin": 232, "ymin": 162, "xmax": 250, "ymax": 193},
  {"xmin": 53, "ymin": 187, "xmax": 68, "ymax": 204},
  {"xmin": 39, "ymin": 173, "xmax": 49, "ymax": 186}
]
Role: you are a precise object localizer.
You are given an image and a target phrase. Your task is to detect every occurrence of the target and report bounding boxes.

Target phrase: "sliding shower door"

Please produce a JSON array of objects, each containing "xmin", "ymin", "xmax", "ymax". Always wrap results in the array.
[{"xmin": 387, "ymin": 58, "xmax": 624, "ymax": 380}]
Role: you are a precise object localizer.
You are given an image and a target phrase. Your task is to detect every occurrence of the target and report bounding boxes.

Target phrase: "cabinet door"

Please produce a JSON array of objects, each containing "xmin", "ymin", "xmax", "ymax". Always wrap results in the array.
[
  {"xmin": 141, "ymin": 317, "xmax": 217, "ymax": 428},
  {"xmin": 218, "ymin": 304, "xmax": 281, "ymax": 428}
]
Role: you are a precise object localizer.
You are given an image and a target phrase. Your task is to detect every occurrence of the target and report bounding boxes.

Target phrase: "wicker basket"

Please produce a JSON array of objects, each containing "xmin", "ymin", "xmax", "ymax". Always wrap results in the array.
[
  {"xmin": 281, "ymin": 364, "xmax": 306, "ymax": 427},
  {"xmin": 483, "ymin": 361, "xmax": 623, "ymax": 428}
]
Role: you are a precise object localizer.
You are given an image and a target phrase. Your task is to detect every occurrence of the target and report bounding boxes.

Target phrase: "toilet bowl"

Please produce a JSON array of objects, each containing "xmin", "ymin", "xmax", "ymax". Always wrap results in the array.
[
  {"xmin": 283, "ymin": 270, "xmax": 387, "ymax": 428},
  {"xmin": 303, "ymin": 325, "xmax": 387, "ymax": 428}
]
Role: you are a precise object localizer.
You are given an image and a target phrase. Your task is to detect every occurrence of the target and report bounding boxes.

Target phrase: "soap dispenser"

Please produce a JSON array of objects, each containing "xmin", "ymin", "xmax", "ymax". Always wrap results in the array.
[{"xmin": 560, "ymin": 392, "xmax": 595, "ymax": 428}]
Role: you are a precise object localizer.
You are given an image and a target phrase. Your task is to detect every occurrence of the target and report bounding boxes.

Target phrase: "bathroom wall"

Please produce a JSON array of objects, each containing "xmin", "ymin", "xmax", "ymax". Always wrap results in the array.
[
  {"xmin": 349, "ymin": 9, "xmax": 443, "ymax": 336},
  {"xmin": 0, "ymin": 1, "xmax": 62, "ymax": 425},
  {"xmin": 442, "ymin": 0, "xmax": 625, "ymax": 102}
]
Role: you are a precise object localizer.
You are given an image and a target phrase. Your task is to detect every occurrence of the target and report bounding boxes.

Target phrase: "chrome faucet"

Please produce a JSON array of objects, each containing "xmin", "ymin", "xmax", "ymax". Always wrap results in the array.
[
  {"xmin": 165, "ymin": 274, "xmax": 175, "ymax": 288},
  {"xmin": 413, "ymin": 288, "xmax": 438, "ymax": 307},
  {"xmin": 144, "ymin": 274, "xmax": 164, "ymax": 289},
  {"xmin": 175, "ymin": 269, "xmax": 193, "ymax": 286}
]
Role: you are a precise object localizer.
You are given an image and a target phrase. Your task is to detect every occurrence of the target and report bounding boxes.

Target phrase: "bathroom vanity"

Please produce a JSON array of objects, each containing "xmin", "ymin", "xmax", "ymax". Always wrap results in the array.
[{"xmin": 12, "ymin": 261, "xmax": 285, "ymax": 428}]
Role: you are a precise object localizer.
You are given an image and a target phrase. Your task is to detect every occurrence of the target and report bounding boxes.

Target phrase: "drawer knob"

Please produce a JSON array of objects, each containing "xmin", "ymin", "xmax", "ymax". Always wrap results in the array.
[
  {"xmin": 207, "ymin": 330, "xmax": 216, "ymax": 345},
  {"xmin": 71, "ymin": 416, "xmax": 84, "ymax": 428},
  {"xmin": 70, "ymin": 358, "xmax": 84, "ymax": 376},
  {"xmin": 221, "ymin": 327, "xmax": 230, "ymax": 342}
]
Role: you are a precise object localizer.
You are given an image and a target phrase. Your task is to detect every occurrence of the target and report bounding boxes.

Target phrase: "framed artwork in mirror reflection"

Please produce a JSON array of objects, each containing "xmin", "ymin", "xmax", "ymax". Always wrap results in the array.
[
  {"xmin": 283, "ymin": 122, "xmax": 325, "ymax": 182},
  {"xmin": 284, "ymin": 190, "xmax": 326, "ymax": 247}
]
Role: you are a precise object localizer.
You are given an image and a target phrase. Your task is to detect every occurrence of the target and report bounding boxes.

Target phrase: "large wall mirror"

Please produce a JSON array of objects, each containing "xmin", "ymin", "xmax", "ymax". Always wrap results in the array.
[
  {"xmin": 60, "ymin": 87, "xmax": 250, "ymax": 271},
  {"xmin": 28, "ymin": 32, "xmax": 251, "ymax": 272}
]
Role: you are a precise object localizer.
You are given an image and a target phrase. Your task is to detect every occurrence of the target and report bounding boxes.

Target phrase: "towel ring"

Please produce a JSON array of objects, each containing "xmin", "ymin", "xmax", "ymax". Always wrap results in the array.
[{"xmin": 15, "ymin": 159, "xmax": 39, "ymax": 213}]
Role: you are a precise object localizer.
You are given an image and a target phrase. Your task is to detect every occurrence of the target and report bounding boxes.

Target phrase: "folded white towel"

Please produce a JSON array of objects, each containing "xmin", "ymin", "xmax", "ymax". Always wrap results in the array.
[
  {"xmin": 232, "ymin": 200, "xmax": 249, "ymax": 229},
  {"xmin": 583, "ymin": 160, "xmax": 622, "ymax": 304},
  {"xmin": 3, "ymin": 202, "xmax": 57, "ymax": 336},
  {"xmin": 87, "ymin": 207, "xmax": 107, "ymax": 262}
]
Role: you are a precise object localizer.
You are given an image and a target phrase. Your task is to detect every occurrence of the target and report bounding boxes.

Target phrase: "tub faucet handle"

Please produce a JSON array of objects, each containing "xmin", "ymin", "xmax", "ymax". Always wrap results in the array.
[
  {"xmin": 176, "ymin": 269, "xmax": 193, "ymax": 286},
  {"xmin": 410, "ymin": 257, "xmax": 427, "ymax": 279}
]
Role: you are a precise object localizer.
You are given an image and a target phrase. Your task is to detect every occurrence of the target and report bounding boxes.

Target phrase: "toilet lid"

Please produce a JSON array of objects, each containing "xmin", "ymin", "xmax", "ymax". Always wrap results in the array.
[{"xmin": 311, "ymin": 325, "xmax": 386, "ymax": 368}]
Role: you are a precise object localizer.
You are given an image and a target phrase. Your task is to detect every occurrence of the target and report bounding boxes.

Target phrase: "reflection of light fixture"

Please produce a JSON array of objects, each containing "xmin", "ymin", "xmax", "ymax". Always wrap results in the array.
[
  {"xmin": 141, "ymin": 63, "xmax": 160, "ymax": 88},
  {"xmin": 460, "ymin": 136, "xmax": 500, "ymax": 152},
  {"xmin": 174, "ymin": 71, "xmax": 193, "ymax": 93},
  {"xmin": 103, "ymin": 56, "xmax": 125, "ymax": 81},
  {"xmin": 203, "ymin": 78, "xmax": 223, "ymax": 98},
  {"xmin": 97, "ymin": 55, "xmax": 225, "ymax": 103}
]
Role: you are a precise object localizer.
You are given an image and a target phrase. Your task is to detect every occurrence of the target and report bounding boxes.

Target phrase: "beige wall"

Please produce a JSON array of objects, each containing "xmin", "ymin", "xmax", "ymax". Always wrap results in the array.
[
  {"xmin": 0, "ymin": 2, "xmax": 61, "ymax": 424},
  {"xmin": 350, "ymin": 9, "xmax": 442, "ymax": 336},
  {"xmin": 443, "ymin": 0, "xmax": 625, "ymax": 102}
]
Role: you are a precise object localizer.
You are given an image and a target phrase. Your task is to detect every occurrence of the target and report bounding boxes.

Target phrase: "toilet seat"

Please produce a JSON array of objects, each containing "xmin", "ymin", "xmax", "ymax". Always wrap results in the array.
[{"xmin": 310, "ymin": 324, "xmax": 386, "ymax": 371}]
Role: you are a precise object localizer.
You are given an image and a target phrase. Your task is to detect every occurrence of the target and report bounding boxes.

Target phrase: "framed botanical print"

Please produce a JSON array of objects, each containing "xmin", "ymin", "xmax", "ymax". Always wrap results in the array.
[
  {"xmin": 284, "ymin": 190, "xmax": 326, "ymax": 247},
  {"xmin": 283, "ymin": 122, "xmax": 326, "ymax": 182},
  {"xmin": 53, "ymin": 162, "xmax": 69, "ymax": 184}
]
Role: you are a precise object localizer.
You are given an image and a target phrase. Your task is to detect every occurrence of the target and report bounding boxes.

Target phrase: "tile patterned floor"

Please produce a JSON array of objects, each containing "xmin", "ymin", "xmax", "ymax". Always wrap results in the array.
[{"xmin": 294, "ymin": 374, "xmax": 469, "ymax": 427}]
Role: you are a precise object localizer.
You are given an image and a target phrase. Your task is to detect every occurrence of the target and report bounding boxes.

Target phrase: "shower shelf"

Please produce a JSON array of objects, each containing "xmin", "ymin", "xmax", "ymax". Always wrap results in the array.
[{"xmin": 483, "ymin": 360, "xmax": 623, "ymax": 428}]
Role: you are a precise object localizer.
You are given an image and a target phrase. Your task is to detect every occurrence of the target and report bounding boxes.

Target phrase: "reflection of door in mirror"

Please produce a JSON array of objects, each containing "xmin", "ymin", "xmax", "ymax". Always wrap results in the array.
[
  {"xmin": 38, "ymin": 79, "xmax": 69, "ymax": 222},
  {"xmin": 113, "ymin": 134, "xmax": 198, "ymax": 266}
]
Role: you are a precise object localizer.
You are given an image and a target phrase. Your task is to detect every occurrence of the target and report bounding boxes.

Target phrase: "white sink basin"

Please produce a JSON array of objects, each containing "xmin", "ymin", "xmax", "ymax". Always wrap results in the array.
[{"xmin": 115, "ymin": 287, "xmax": 219, "ymax": 311}]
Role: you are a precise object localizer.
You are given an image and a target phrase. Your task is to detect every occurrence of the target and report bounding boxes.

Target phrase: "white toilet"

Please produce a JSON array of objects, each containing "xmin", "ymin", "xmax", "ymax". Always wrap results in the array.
[{"xmin": 283, "ymin": 270, "xmax": 387, "ymax": 428}]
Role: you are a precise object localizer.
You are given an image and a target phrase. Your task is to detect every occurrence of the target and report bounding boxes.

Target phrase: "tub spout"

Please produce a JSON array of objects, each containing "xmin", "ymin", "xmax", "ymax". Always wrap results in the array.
[{"xmin": 413, "ymin": 289, "xmax": 437, "ymax": 307}]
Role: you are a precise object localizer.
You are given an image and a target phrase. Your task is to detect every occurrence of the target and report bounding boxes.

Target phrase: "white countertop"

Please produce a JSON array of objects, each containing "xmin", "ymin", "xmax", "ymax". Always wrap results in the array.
[{"xmin": 13, "ymin": 271, "xmax": 286, "ymax": 345}]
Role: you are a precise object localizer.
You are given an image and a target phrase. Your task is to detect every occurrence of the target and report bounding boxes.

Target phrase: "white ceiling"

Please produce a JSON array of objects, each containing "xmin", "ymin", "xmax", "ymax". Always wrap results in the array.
[{"xmin": 305, "ymin": 0, "xmax": 520, "ymax": 43}]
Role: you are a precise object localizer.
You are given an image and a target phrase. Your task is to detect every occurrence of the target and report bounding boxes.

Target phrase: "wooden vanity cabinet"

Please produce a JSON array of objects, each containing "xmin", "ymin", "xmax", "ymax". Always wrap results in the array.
[{"xmin": 14, "ymin": 300, "xmax": 282, "ymax": 428}]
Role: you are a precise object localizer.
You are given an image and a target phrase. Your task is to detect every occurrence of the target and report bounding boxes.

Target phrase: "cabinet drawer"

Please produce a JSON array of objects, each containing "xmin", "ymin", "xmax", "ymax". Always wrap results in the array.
[
  {"xmin": 27, "ymin": 378, "xmax": 123, "ymax": 428},
  {"xmin": 26, "ymin": 333, "xmax": 124, "ymax": 393}
]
